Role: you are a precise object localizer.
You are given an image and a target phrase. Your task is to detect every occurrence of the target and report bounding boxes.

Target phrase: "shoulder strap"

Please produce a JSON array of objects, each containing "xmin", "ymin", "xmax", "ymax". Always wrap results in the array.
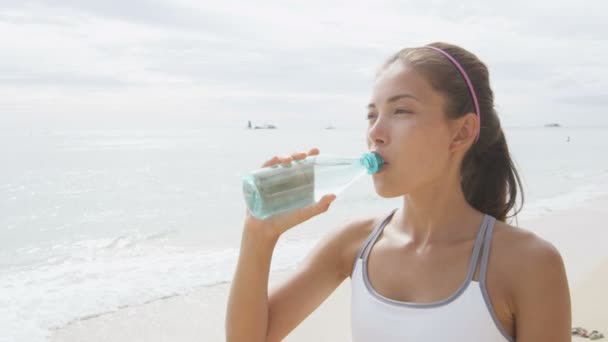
[
  {"xmin": 355, "ymin": 208, "xmax": 398, "ymax": 261},
  {"xmin": 479, "ymin": 216, "xmax": 497, "ymax": 284}
]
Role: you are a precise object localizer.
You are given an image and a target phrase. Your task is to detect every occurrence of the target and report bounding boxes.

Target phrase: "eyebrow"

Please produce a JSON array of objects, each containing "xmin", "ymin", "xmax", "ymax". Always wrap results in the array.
[{"xmin": 367, "ymin": 93, "xmax": 421, "ymax": 109}]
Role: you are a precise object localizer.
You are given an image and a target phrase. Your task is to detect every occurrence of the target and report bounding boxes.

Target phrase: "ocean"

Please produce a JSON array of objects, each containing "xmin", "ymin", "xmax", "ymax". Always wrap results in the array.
[{"xmin": 2, "ymin": 125, "xmax": 608, "ymax": 342}]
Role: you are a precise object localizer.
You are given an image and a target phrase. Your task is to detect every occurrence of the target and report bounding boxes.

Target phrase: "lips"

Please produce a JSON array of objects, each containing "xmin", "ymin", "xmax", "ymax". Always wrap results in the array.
[{"xmin": 371, "ymin": 150, "xmax": 389, "ymax": 165}]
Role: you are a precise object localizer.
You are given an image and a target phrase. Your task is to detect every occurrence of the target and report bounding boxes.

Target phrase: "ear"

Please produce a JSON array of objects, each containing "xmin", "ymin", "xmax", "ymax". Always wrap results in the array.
[{"xmin": 449, "ymin": 112, "xmax": 478, "ymax": 152}]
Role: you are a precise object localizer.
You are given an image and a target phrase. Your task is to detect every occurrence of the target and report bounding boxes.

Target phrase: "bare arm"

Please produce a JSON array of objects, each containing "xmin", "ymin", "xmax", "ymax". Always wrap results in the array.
[
  {"xmin": 265, "ymin": 218, "xmax": 369, "ymax": 341},
  {"xmin": 225, "ymin": 149, "xmax": 346, "ymax": 342},
  {"xmin": 225, "ymin": 211, "xmax": 370, "ymax": 342},
  {"xmin": 225, "ymin": 225, "xmax": 279, "ymax": 342},
  {"xmin": 514, "ymin": 236, "xmax": 571, "ymax": 341}
]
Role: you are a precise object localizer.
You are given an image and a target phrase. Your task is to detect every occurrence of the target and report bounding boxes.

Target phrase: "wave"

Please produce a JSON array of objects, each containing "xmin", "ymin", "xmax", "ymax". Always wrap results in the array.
[
  {"xmin": 519, "ymin": 169, "xmax": 608, "ymax": 221},
  {"xmin": 1, "ymin": 235, "xmax": 316, "ymax": 342}
]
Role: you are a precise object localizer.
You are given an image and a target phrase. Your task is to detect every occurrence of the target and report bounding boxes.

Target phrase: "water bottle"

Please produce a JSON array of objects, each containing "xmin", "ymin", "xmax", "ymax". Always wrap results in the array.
[{"xmin": 242, "ymin": 152, "xmax": 384, "ymax": 219}]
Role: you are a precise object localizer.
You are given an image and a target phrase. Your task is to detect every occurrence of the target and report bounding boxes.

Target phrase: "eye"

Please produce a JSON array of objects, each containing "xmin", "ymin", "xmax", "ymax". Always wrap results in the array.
[
  {"xmin": 395, "ymin": 108, "xmax": 413, "ymax": 114},
  {"xmin": 366, "ymin": 113, "xmax": 377, "ymax": 120}
]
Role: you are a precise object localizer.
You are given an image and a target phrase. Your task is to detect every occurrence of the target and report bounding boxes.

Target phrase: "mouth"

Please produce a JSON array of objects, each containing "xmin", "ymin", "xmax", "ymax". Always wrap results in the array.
[{"xmin": 371, "ymin": 151, "xmax": 389, "ymax": 166}]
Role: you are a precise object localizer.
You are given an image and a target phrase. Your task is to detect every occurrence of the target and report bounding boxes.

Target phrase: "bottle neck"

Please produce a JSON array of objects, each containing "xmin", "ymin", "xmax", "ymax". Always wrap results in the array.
[{"xmin": 309, "ymin": 155, "xmax": 361, "ymax": 167}]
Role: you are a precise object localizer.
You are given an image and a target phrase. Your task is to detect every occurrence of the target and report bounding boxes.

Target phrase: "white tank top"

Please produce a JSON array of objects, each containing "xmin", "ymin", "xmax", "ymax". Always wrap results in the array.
[{"xmin": 351, "ymin": 209, "xmax": 514, "ymax": 342}]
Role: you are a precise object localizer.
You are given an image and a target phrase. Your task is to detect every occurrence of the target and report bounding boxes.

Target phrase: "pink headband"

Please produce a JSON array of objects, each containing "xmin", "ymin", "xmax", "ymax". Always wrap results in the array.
[{"xmin": 423, "ymin": 46, "xmax": 481, "ymax": 143}]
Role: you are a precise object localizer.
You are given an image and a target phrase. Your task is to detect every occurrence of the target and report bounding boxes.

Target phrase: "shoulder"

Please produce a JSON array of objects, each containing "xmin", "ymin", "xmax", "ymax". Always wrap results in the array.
[
  {"xmin": 306, "ymin": 210, "xmax": 389, "ymax": 279},
  {"xmin": 491, "ymin": 220, "xmax": 568, "ymax": 301},
  {"xmin": 491, "ymin": 220, "xmax": 572, "ymax": 339},
  {"xmin": 492, "ymin": 220, "xmax": 565, "ymax": 271}
]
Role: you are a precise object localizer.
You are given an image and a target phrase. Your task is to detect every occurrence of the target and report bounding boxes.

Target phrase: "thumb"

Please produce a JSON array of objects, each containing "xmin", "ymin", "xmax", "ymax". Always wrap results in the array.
[
  {"xmin": 309, "ymin": 194, "xmax": 337, "ymax": 216},
  {"xmin": 275, "ymin": 194, "xmax": 338, "ymax": 231}
]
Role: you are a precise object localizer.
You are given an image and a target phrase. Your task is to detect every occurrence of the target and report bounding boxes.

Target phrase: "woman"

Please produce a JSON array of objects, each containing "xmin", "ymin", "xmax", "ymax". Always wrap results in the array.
[{"xmin": 226, "ymin": 42, "xmax": 571, "ymax": 341}]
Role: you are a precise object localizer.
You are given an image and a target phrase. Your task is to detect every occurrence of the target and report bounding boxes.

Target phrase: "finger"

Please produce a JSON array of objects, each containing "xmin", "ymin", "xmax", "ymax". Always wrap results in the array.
[
  {"xmin": 290, "ymin": 152, "xmax": 308, "ymax": 161},
  {"xmin": 273, "ymin": 194, "xmax": 337, "ymax": 231},
  {"xmin": 318, "ymin": 193, "xmax": 337, "ymax": 209},
  {"xmin": 279, "ymin": 155, "xmax": 294, "ymax": 167},
  {"xmin": 308, "ymin": 148, "xmax": 320, "ymax": 155},
  {"xmin": 261, "ymin": 156, "xmax": 280, "ymax": 168}
]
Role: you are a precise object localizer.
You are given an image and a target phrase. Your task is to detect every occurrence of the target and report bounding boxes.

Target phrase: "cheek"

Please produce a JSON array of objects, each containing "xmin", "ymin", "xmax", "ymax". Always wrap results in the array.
[
  {"xmin": 371, "ymin": 135, "xmax": 449, "ymax": 197},
  {"xmin": 418, "ymin": 143, "xmax": 451, "ymax": 182},
  {"xmin": 397, "ymin": 132, "xmax": 450, "ymax": 181}
]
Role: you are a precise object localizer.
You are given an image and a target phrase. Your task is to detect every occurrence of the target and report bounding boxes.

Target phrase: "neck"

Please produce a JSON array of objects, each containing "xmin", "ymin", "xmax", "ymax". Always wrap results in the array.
[{"xmin": 395, "ymin": 172, "xmax": 484, "ymax": 247}]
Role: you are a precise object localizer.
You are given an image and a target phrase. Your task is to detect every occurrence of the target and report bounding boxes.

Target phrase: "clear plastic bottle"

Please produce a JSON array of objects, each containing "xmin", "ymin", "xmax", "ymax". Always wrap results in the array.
[{"xmin": 242, "ymin": 152, "xmax": 384, "ymax": 219}]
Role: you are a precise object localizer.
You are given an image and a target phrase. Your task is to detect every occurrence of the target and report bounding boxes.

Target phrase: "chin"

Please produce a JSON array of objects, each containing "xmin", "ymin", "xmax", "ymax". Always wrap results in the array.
[
  {"xmin": 377, "ymin": 192, "xmax": 402, "ymax": 199},
  {"xmin": 372, "ymin": 183, "xmax": 405, "ymax": 198}
]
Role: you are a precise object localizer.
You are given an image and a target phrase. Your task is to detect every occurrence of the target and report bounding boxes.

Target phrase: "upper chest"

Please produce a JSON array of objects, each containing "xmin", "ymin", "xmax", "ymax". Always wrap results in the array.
[
  {"xmin": 366, "ymin": 236, "xmax": 480, "ymax": 301},
  {"xmin": 362, "ymin": 222, "xmax": 516, "ymax": 337}
]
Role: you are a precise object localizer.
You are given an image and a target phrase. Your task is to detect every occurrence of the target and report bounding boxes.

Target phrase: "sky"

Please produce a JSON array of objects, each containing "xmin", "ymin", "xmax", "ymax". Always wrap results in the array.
[{"xmin": 1, "ymin": 0, "xmax": 607, "ymax": 130}]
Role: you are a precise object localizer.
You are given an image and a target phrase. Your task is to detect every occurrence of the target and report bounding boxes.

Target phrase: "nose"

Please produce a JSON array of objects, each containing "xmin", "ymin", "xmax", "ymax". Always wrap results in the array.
[{"xmin": 367, "ymin": 117, "xmax": 389, "ymax": 148}]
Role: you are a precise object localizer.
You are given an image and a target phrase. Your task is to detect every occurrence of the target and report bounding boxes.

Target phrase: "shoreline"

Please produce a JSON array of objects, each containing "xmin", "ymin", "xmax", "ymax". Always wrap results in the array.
[{"xmin": 49, "ymin": 194, "xmax": 608, "ymax": 341}]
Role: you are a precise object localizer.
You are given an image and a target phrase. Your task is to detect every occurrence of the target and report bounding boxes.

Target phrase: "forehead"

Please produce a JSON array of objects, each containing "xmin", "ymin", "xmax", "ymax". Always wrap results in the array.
[{"xmin": 370, "ymin": 62, "xmax": 437, "ymax": 105}]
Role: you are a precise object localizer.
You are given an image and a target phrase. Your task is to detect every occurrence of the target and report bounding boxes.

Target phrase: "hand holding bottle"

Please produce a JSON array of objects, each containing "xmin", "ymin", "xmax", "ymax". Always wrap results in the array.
[{"xmin": 243, "ymin": 148, "xmax": 337, "ymax": 238}]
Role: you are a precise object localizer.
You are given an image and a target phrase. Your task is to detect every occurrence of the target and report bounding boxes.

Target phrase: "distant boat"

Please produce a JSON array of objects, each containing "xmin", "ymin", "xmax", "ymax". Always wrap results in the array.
[
  {"xmin": 254, "ymin": 124, "xmax": 277, "ymax": 130},
  {"xmin": 544, "ymin": 123, "xmax": 561, "ymax": 128},
  {"xmin": 247, "ymin": 121, "xmax": 277, "ymax": 129}
]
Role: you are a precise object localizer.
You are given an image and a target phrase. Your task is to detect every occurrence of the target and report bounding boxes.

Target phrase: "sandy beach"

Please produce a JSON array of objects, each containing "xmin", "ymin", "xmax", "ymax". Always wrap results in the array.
[{"xmin": 50, "ymin": 195, "xmax": 608, "ymax": 342}]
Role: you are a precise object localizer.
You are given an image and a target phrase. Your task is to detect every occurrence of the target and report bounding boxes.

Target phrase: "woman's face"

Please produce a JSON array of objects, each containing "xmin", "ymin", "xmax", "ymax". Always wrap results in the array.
[{"xmin": 366, "ymin": 61, "xmax": 455, "ymax": 198}]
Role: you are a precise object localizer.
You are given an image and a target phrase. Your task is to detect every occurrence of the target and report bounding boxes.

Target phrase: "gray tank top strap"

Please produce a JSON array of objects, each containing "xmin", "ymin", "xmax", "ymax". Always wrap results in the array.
[
  {"xmin": 465, "ymin": 214, "xmax": 491, "ymax": 282},
  {"xmin": 477, "ymin": 215, "xmax": 514, "ymax": 342},
  {"xmin": 355, "ymin": 208, "xmax": 398, "ymax": 261},
  {"xmin": 479, "ymin": 215, "xmax": 498, "ymax": 283}
]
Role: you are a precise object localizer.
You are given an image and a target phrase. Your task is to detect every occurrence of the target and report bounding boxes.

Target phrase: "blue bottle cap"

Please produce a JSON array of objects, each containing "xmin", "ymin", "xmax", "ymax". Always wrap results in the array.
[{"xmin": 360, "ymin": 152, "xmax": 384, "ymax": 174}]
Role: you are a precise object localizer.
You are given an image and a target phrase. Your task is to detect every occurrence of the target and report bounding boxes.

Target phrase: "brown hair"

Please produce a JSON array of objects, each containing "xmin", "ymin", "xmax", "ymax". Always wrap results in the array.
[{"xmin": 380, "ymin": 42, "xmax": 524, "ymax": 222}]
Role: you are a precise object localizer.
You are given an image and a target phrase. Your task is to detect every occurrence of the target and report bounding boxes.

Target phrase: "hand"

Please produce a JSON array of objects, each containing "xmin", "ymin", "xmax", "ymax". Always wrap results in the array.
[{"xmin": 243, "ymin": 148, "xmax": 337, "ymax": 239}]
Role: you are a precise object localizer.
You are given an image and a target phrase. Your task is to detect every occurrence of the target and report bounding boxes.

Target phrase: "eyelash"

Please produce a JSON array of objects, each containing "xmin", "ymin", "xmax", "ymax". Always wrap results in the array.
[{"xmin": 367, "ymin": 109, "xmax": 413, "ymax": 120}]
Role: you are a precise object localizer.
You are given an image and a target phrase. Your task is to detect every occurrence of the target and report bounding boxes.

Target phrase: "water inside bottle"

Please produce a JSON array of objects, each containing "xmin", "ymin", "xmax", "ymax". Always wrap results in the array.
[{"xmin": 243, "ymin": 152, "xmax": 382, "ymax": 219}]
